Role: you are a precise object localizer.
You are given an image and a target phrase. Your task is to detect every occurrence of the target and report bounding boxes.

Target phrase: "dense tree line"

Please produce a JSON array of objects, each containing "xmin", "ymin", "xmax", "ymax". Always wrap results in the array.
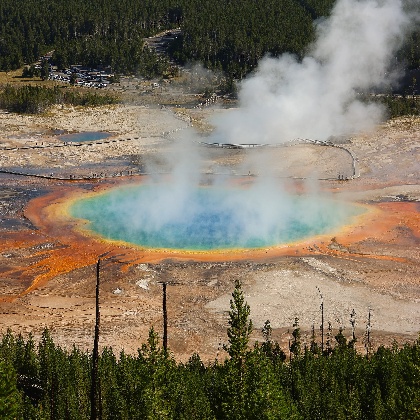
[
  {"xmin": 377, "ymin": 94, "xmax": 420, "ymax": 118},
  {"xmin": 171, "ymin": 0, "xmax": 325, "ymax": 79},
  {"xmin": 1, "ymin": 281, "xmax": 419, "ymax": 419},
  {"xmin": 0, "ymin": 85, "xmax": 119, "ymax": 114},
  {"xmin": 0, "ymin": 0, "xmax": 180, "ymax": 75},
  {"xmin": 1, "ymin": 0, "xmax": 418, "ymax": 83}
]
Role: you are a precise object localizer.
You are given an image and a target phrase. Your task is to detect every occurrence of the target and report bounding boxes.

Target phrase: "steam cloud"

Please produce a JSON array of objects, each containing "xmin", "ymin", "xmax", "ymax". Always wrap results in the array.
[
  {"xmin": 210, "ymin": 0, "xmax": 414, "ymax": 144},
  {"xmin": 137, "ymin": 0, "xmax": 414, "ymax": 247},
  {"xmin": 83, "ymin": 0, "xmax": 417, "ymax": 250}
]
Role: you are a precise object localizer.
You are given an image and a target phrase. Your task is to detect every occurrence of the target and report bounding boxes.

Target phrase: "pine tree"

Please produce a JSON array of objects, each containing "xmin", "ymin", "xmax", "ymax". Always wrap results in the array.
[
  {"xmin": 261, "ymin": 320, "xmax": 286, "ymax": 363},
  {"xmin": 0, "ymin": 358, "xmax": 21, "ymax": 419},
  {"xmin": 218, "ymin": 280, "xmax": 254, "ymax": 419},
  {"xmin": 139, "ymin": 327, "xmax": 175, "ymax": 419},
  {"xmin": 290, "ymin": 318, "xmax": 301, "ymax": 358},
  {"xmin": 223, "ymin": 279, "xmax": 253, "ymax": 363}
]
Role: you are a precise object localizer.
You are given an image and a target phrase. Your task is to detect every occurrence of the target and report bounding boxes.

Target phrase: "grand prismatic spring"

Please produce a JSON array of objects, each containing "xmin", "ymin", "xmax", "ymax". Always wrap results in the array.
[{"xmin": 69, "ymin": 183, "xmax": 365, "ymax": 251}]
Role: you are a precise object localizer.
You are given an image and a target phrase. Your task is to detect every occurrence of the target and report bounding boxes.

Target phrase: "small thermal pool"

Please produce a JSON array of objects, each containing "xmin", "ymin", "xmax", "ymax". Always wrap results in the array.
[
  {"xmin": 69, "ymin": 184, "xmax": 365, "ymax": 251},
  {"xmin": 59, "ymin": 131, "xmax": 113, "ymax": 143}
]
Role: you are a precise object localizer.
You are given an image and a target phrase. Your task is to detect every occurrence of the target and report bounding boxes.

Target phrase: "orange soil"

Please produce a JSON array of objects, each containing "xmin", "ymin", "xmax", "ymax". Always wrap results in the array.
[{"xmin": 1, "ymin": 178, "xmax": 417, "ymax": 302}]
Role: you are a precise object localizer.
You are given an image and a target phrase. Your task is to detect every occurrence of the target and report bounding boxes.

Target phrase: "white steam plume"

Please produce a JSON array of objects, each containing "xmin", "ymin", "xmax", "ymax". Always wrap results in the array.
[
  {"xmin": 87, "ymin": 0, "xmax": 417, "ymax": 251},
  {"xmin": 210, "ymin": 0, "xmax": 414, "ymax": 144}
]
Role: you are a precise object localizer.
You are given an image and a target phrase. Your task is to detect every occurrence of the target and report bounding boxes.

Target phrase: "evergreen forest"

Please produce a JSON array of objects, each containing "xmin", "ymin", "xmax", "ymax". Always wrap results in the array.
[
  {"xmin": 0, "ymin": 0, "xmax": 419, "ymax": 83},
  {"xmin": 1, "ymin": 281, "xmax": 419, "ymax": 419},
  {"xmin": 0, "ymin": 0, "xmax": 419, "ymax": 116}
]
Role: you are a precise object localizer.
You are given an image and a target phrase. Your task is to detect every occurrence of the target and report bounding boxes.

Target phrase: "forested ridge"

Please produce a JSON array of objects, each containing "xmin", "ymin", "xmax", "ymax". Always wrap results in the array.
[
  {"xmin": 0, "ymin": 0, "xmax": 180, "ymax": 74},
  {"xmin": 1, "ymin": 0, "xmax": 419, "ymax": 82},
  {"xmin": 1, "ymin": 282, "xmax": 419, "ymax": 419}
]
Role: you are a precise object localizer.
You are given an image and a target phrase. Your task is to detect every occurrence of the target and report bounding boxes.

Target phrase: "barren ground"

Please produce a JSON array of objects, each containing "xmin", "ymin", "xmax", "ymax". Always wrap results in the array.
[{"xmin": 0, "ymin": 82, "xmax": 419, "ymax": 361}]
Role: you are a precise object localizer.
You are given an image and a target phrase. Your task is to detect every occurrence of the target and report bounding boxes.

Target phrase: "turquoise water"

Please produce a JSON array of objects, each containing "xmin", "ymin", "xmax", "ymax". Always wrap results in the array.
[
  {"xmin": 69, "ymin": 184, "xmax": 364, "ymax": 251},
  {"xmin": 60, "ymin": 131, "xmax": 112, "ymax": 142}
]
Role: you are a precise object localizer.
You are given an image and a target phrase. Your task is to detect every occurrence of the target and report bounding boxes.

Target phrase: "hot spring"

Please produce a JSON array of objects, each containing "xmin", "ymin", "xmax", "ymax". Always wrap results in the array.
[
  {"xmin": 59, "ymin": 131, "xmax": 113, "ymax": 143},
  {"xmin": 69, "ymin": 182, "xmax": 365, "ymax": 251}
]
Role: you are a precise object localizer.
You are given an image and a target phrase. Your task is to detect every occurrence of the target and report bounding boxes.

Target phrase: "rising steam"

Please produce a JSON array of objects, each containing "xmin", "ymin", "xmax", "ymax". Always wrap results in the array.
[
  {"xmin": 210, "ymin": 0, "xmax": 414, "ymax": 144},
  {"xmin": 77, "ymin": 0, "xmax": 417, "ymax": 250},
  {"xmin": 134, "ymin": 0, "xmax": 414, "ymax": 248}
]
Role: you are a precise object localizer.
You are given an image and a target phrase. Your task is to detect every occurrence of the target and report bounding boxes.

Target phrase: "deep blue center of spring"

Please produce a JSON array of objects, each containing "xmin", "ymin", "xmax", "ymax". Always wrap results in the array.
[{"xmin": 70, "ymin": 184, "xmax": 363, "ymax": 250}]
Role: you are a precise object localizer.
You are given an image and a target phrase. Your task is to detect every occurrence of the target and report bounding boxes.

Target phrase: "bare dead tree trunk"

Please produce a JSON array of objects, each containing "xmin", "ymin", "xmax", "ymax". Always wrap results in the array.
[
  {"xmin": 157, "ymin": 276, "xmax": 178, "ymax": 353},
  {"xmin": 350, "ymin": 308, "xmax": 357, "ymax": 346},
  {"xmin": 162, "ymin": 282, "xmax": 168, "ymax": 352},
  {"xmin": 317, "ymin": 287, "xmax": 324, "ymax": 354},
  {"xmin": 321, "ymin": 299, "xmax": 324, "ymax": 353},
  {"xmin": 91, "ymin": 258, "xmax": 101, "ymax": 420},
  {"xmin": 365, "ymin": 307, "xmax": 372, "ymax": 357}
]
